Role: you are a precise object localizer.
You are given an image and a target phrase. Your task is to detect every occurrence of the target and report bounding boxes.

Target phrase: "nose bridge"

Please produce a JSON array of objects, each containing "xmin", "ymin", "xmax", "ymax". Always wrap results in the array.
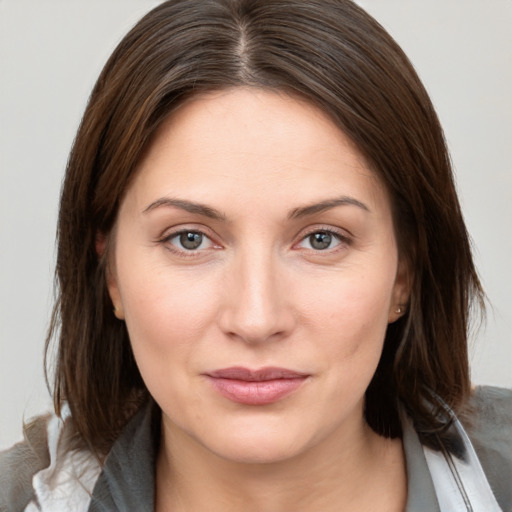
[{"xmin": 219, "ymin": 243, "xmax": 293, "ymax": 343}]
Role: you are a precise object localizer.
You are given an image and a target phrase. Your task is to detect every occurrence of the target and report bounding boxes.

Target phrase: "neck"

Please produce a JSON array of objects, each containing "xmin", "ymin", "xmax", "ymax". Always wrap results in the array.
[{"xmin": 155, "ymin": 415, "xmax": 407, "ymax": 512}]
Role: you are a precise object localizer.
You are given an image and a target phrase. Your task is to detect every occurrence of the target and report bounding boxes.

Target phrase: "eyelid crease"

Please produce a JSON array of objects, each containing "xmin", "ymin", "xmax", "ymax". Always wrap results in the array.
[{"xmin": 295, "ymin": 224, "xmax": 353, "ymax": 243}]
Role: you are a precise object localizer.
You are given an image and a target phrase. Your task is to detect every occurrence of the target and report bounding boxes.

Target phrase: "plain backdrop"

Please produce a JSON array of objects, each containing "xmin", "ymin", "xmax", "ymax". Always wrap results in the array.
[{"xmin": 1, "ymin": 0, "xmax": 511, "ymax": 450}]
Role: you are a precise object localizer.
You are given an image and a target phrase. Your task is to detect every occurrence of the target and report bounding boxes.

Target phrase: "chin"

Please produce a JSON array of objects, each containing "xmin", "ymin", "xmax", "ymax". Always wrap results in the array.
[
  {"xmin": 210, "ymin": 437, "xmax": 304, "ymax": 466},
  {"xmin": 194, "ymin": 417, "xmax": 316, "ymax": 466}
]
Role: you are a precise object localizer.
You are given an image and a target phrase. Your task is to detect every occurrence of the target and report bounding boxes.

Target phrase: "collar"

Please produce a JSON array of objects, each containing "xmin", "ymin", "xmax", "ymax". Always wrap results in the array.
[
  {"xmin": 87, "ymin": 401, "xmax": 500, "ymax": 511},
  {"xmin": 88, "ymin": 402, "xmax": 157, "ymax": 512}
]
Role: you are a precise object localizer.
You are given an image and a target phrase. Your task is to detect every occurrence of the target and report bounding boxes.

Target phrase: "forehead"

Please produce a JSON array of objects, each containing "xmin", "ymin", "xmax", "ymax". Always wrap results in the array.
[
  {"xmin": 127, "ymin": 87, "xmax": 389, "ymax": 217},
  {"xmin": 145, "ymin": 88, "xmax": 366, "ymax": 168}
]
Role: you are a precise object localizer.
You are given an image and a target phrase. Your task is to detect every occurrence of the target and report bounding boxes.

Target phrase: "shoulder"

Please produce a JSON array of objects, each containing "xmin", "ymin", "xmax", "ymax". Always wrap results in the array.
[
  {"xmin": 463, "ymin": 385, "xmax": 512, "ymax": 509},
  {"xmin": 0, "ymin": 414, "xmax": 51, "ymax": 511},
  {"xmin": 0, "ymin": 408, "xmax": 101, "ymax": 512},
  {"xmin": 465, "ymin": 385, "xmax": 512, "ymax": 445},
  {"xmin": 0, "ymin": 415, "xmax": 50, "ymax": 512}
]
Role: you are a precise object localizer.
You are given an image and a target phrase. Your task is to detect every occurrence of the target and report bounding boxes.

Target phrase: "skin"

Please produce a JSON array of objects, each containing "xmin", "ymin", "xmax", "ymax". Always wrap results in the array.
[{"xmin": 107, "ymin": 88, "xmax": 409, "ymax": 511}]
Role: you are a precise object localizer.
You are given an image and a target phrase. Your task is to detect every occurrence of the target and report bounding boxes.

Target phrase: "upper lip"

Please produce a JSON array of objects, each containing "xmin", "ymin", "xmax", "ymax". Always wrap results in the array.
[{"xmin": 206, "ymin": 366, "xmax": 308, "ymax": 381}]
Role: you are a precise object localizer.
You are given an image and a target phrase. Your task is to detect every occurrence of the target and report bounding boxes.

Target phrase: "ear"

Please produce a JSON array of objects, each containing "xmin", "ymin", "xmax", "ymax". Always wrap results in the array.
[
  {"xmin": 108, "ymin": 273, "xmax": 125, "ymax": 321},
  {"xmin": 95, "ymin": 232, "xmax": 107, "ymax": 258},
  {"xmin": 97, "ymin": 231, "xmax": 125, "ymax": 320},
  {"xmin": 388, "ymin": 257, "xmax": 412, "ymax": 324}
]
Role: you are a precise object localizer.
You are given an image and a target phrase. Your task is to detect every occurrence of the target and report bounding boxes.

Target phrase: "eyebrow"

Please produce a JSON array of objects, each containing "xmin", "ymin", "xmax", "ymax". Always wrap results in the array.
[
  {"xmin": 143, "ymin": 197, "xmax": 227, "ymax": 221},
  {"xmin": 143, "ymin": 195, "xmax": 370, "ymax": 221},
  {"xmin": 288, "ymin": 196, "xmax": 370, "ymax": 219}
]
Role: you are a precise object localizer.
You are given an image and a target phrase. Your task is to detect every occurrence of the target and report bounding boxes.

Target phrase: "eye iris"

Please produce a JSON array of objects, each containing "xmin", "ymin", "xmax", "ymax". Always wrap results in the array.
[
  {"xmin": 310, "ymin": 232, "xmax": 332, "ymax": 250},
  {"xmin": 180, "ymin": 232, "xmax": 203, "ymax": 250}
]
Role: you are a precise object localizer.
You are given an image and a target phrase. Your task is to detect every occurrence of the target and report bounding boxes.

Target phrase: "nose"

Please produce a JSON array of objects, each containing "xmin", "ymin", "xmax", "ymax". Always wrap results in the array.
[{"xmin": 217, "ymin": 248, "xmax": 296, "ymax": 344}]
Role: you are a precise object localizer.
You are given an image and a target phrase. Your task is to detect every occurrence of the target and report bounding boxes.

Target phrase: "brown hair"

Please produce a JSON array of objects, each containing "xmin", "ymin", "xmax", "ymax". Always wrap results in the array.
[{"xmin": 47, "ymin": 0, "xmax": 484, "ymax": 454}]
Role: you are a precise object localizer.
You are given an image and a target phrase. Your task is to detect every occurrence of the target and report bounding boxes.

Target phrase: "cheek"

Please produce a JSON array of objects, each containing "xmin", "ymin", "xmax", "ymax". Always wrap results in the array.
[
  {"xmin": 117, "ymin": 264, "xmax": 224, "ymax": 418},
  {"xmin": 299, "ymin": 268, "xmax": 395, "ymax": 345},
  {"xmin": 299, "ymin": 271, "xmax": 395, "ymax": 407},
  {"xmin": 116, "ymin": 254, "xmax": 221, "ymax": 367}
]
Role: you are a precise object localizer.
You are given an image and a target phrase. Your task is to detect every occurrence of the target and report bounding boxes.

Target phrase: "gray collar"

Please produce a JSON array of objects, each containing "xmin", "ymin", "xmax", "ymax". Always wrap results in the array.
[
  {"xmin": 87, "ymin": 402, "xmax": 446, "ymax": 511},
  {"xmin": 402, "ymin": 413, "xmax": 440, "ymax": 511},
  {"xmin": 88, "ymin": 402, "xmax": 157, "ymax": 512}
]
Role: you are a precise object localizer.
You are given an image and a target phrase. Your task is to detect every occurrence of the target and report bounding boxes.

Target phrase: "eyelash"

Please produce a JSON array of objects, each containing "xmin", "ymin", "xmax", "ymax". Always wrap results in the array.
[
  {"xmin": 295, "ymin": 226, "xmax": 352, "ymax": 253},
  {"xmin": 158, "ymin": 226, "xmax": 352, "ymax": 257},
  {"xmin": 158, "ymin": 228, "xmax": 220, "ymax": 258}
]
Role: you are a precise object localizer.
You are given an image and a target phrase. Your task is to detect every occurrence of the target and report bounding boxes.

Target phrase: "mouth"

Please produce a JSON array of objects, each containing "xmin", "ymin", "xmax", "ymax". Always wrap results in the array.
[{"xmin": 204, "ymin": 367, "xmax": 310, "ymax": 405}]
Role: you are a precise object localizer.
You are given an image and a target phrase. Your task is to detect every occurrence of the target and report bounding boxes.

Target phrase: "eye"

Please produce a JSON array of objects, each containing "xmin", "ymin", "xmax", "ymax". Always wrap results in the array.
[
  {"xmin": 297, "ymin": 230, "xmax": 345, "ymax": 251},
  {"xmin": 167, "ymin": 230, "xmax": 214, "ymax": 251}
]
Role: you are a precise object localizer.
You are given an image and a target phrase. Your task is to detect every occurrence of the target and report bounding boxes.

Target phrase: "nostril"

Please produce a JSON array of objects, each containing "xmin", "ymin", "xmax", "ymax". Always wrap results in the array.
[
  {"xmin": 216, "ymin": 256, "xmax": 296, "ymax": 343},
  {"xmin": 217, "ymin": 298, "xmax": 295, "ymax": 344}
]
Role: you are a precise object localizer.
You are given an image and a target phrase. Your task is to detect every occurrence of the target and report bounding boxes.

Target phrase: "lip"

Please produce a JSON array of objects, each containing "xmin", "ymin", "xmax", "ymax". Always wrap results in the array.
[{"xmin": 205, "ymin": 366, "xmax": 309, "ymax": 405}]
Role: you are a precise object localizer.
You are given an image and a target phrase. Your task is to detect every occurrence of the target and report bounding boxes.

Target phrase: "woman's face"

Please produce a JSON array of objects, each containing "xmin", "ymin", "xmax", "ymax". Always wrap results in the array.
[{"xmin": 108, "ymin": 88, "xmax": 409, "ymax": 464}]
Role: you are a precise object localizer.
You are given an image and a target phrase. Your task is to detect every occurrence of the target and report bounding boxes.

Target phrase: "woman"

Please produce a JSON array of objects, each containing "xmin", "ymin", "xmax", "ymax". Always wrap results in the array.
[{"xmin": 1, "ymin": 0, "xmax": 510, "ymax": 510}]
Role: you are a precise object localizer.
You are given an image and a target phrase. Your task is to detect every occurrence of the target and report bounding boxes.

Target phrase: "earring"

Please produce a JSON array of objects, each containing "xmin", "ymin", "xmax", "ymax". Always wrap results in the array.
[{"xmin": 389, "ymin": 305, "xmax": 405, "ymax": 324}]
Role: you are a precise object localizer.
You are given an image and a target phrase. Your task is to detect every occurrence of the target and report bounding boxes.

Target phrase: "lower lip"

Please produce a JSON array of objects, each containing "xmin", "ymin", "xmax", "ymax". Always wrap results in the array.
[{"xmin": 207, "ymin": 377, "xmax": 307, "ymax": 405}]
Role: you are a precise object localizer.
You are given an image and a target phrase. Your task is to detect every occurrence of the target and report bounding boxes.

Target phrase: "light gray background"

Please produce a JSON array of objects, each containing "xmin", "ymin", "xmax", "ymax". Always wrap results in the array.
[{"xmin": 1, "ymin": 1, "xmax": 511, "ymax": 450}]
